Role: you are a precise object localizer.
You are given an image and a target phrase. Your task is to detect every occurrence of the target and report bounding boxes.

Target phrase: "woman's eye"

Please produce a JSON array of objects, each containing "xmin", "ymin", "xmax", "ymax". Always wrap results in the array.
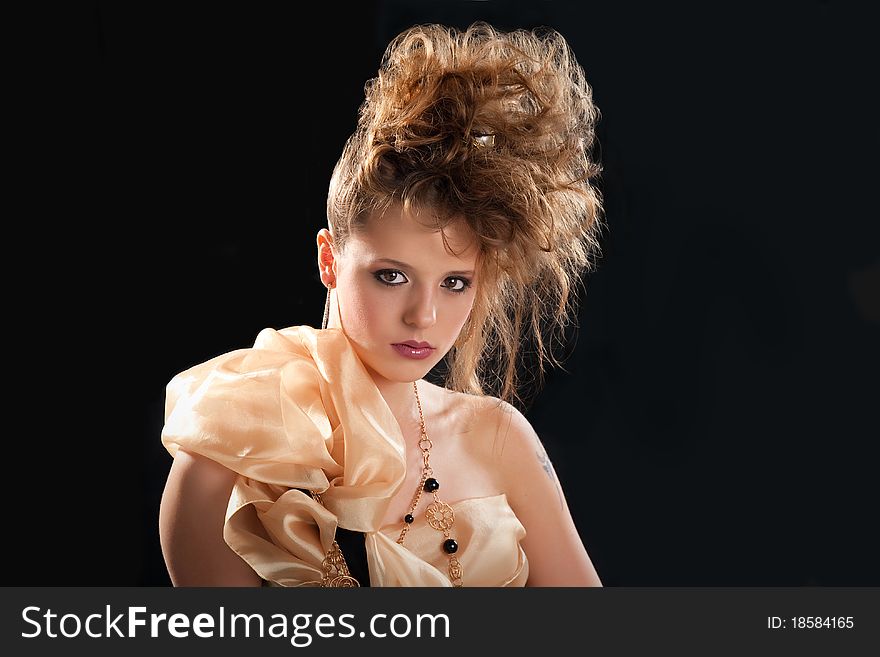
[
  {"xmin": 446, "ymin": 277, "xmax": 469, "ymax": 292},
  {"xmin": 375, "ymin": 270, "xmax": 407, "ymax": 285}
]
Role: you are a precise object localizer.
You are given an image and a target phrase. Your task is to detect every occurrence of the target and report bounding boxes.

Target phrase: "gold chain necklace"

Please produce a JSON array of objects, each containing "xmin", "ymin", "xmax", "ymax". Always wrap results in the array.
[
  {"xmin": 395, "ymin": 380, "xmax": 463, "ymax": 587},
  {"xmin": 313, "ymin": 380, "xmax": 463, "ymax": 587}
]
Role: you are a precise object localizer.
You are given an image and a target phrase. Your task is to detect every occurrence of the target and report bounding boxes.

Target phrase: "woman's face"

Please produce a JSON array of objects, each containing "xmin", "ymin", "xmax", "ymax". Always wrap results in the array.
[{"xmin": 318, "ymin": 204, "xmax": 480, "ymax": 386}]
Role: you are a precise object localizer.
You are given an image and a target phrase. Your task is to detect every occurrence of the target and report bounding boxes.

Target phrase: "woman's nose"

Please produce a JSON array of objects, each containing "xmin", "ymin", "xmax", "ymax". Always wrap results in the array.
[{"xmin": 404, "ymin": 285, "xmax": 437, "ymax": 328}]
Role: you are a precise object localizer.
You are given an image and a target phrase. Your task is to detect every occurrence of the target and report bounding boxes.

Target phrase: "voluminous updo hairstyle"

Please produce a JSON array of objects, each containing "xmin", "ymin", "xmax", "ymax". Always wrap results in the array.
[{"xmin": 327, "ymin": 21, "xmax": 604, "ymax": 409}]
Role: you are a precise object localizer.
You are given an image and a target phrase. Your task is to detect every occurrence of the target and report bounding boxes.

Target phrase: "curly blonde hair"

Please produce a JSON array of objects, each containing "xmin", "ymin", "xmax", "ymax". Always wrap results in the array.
[{"xmin": 326, "ymin": 21, "xmax": 604, "ymax": 410}]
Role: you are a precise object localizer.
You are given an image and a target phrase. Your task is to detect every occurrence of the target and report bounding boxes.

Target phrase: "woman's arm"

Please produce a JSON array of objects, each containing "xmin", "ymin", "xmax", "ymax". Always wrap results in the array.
[
  {"xmin": 496, "ymin": 403, "xmax": 602, "ymax": 587},
  {"xmin": 159, "ymin": 447, "xmax": 263, "ymax": 586}
]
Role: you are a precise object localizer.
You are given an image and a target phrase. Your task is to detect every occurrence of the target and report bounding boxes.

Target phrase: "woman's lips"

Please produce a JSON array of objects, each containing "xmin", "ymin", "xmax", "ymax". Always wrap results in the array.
[{"xmin": 391, "ymin": 343, "xmax": 435, "ymax": 360}]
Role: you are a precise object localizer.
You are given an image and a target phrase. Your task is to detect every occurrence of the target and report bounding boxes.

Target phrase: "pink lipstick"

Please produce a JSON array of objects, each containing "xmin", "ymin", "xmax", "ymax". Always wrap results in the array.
[{"xmin": 392, "ymin": 342, "xmax": 435, "ymax": 360}]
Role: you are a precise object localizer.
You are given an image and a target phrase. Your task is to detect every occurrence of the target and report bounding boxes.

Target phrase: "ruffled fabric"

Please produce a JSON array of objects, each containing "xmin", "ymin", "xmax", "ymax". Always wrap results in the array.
[{"xmin": 161, "ymin": 325, "xmax": 528, "ymax": 587}]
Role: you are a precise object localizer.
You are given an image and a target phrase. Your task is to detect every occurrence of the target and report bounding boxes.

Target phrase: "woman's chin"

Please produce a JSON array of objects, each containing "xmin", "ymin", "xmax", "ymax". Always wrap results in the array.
[{"xmin": 367, "ymin": 358, "xmax": 437, "ymax": 385}]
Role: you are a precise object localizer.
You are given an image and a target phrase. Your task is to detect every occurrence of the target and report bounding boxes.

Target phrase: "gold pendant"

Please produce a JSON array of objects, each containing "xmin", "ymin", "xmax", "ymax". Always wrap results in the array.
[
  {"xmin": 425, "ymin": 500, "xmax": 455, "ymax": 531},
  {"xmin": 326, "ymin": 575, "xmax": 360, "ymax": 587},
  {"xmin": 320, "ymin": 540, "xmax": 360, "ymax": 587}
]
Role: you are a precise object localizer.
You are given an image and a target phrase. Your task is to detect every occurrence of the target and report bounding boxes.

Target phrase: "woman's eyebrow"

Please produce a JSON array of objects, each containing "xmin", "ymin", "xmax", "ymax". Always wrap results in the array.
[{"xmin": 373, "ymin": 257, "xmax": 475, "ymax": 277}]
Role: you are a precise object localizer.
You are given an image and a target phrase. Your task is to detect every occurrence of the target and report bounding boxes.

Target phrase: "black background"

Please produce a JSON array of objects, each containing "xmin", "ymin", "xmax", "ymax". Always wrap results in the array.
[{"xmin": 24, "ymin": 1, "xmax": 878, "ymax": 586}]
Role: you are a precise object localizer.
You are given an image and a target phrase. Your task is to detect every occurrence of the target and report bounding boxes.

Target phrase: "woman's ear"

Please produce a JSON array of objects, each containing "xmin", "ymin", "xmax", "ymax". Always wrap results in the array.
[{"xmin": 316, "ymin": 229, "xmax": 337, "ymax": 287}]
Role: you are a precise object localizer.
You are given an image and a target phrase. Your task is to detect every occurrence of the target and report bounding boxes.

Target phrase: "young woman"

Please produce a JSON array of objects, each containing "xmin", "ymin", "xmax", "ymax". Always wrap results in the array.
[{"xmin": 159, "ymin": 21, "xmax": 604, "ymax": 587}]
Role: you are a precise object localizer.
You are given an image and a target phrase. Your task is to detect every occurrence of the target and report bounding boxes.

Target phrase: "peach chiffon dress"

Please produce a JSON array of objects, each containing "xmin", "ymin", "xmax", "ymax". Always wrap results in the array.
[{"xmin": 161, "ymin": 324, "xmax": 529, "ymax": 586}]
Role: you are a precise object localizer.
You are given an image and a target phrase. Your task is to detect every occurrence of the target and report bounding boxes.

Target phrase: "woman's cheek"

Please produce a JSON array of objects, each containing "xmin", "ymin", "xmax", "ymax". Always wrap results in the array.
[{"xmin": 347, "ymin": 284, "xmax": 384, "ymax": 336}]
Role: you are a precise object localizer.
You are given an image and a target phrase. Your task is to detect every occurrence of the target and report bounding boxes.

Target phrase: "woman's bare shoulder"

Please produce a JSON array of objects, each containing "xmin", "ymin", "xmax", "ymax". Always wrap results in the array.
[
  {"xmin": 425, "ymin": 383, "xmax": 516, "ymax": 451},
  {"xmin": 423, "ymin": 383, "xmax": 498, "ymax": 422},
  {"xmin": 457, "ymin": 394, "xmax": 542, "ymax": 466}
]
